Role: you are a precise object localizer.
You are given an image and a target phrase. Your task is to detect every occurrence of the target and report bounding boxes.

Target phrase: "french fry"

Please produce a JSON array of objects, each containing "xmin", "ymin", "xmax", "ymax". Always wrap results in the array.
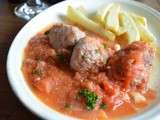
[
  {"xmin": 95, "ymin": 3, "xmax": 114, "ymax": 25},
  {"xmin": 137, "ymin": 24, "xmax": 156, "ymax": 46},
  {"xmin": 67, "ymin": 6, "xmax": 115, "ymax": 41},
  {"xmin": 130, "ymin": 13, "xmax": 156, "ymax": 46},
  {"xmin": 105, "ymin": 4, "xmax": 120, "ymax": 33},
  {"xmin": 116, "ymin": 26, "xmax": 127, "ymax": 36},
  {"xmin": 119, "ymin": 12, "xmax": 140, "ymax": 43},
  {"xmin": 130, "ymin": 13, "xmax": 147, "ymax": 27}
]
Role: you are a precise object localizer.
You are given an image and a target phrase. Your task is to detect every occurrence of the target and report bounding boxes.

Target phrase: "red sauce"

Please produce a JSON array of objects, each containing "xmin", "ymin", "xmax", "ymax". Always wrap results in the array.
[{"xmin": 22, "ymin": 33, "xmax": 156, "ymax": 120}]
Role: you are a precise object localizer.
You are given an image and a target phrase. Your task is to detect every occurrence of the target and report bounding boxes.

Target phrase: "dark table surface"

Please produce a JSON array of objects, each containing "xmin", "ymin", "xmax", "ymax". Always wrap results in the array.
[
  {"xmin": 0, "ymin": 0, "xmax": 39, "ymax": 120},
  {"xmin": 0, "ymin": 0, "xmax": 159, "ymax": 120}
]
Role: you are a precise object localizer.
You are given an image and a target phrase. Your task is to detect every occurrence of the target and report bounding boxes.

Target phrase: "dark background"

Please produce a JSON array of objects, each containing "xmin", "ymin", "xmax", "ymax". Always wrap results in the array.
[
  {"xmin": 0, "ymin": 0, "xmax": 63, "ymax": 120},
  {"xmin": 0, "ymin": 0, "xmax": 159, "ymax": 120},
  {"xmin": 8, "ymin": 0, "xmax": 63, "ymax": 4}
]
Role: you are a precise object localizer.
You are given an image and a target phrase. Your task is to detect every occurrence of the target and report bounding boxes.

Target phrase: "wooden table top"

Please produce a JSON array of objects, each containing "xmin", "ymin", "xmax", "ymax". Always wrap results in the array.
[
  {"xmin": 0, "ymin": 0, "xmax": 159, "ymax": 120},
  {"xmin": 0, "ymin": 0, "xmax": 40, "ymax": 120}
]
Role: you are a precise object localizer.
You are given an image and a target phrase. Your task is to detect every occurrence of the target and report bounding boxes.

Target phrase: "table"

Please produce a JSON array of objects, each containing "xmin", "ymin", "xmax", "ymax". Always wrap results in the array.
[
  {"xmin": 0, "ymin": 0, "xmax": 39, "ymax": 120},
  {"xmin": 0, "ymin": 0, "xmax": 159, "ymax": 120},
  {"xmin": 137, "ymin": 0, "xmax": 160, "ymax": 11}
]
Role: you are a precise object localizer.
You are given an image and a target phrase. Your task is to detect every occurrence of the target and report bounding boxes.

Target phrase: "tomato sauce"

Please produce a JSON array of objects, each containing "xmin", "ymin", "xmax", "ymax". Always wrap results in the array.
[{"xmin": 22, "ymin": 33, "xmax": 156, "ymax": 120}]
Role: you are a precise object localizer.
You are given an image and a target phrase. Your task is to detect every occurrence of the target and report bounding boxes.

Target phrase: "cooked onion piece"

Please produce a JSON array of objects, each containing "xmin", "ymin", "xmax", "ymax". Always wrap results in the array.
[{"xmin": 130, "ymin": 92, "xmax": 146, "ymax": 103}]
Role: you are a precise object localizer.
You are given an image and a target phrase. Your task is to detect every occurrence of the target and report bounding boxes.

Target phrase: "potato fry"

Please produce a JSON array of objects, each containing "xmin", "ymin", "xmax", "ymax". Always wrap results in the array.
[
  {"xmin": 130, "ymin": 13, "xmax": 147, "ymax": 27},
  {"xmin": 130, "ymin": 13, "xmax": 156, "ymax": 46},
  {"xmin": 92, "ymin": 14, "xmax": 104, "ymax": 27},
  {"xmin": 116, "ymin": 26, "xmax": 127, "ymax": 36},
  {"xmin": 137, "ymin": 24, "xmax": 156, "ymax": 46},
  {"xmin": 119, "ymin": 12, "xmax": 140, "ymax": 43},
  {"xmin": 105, "ymin": 4, "xmax": 120, "ymax": 33},
  {"xmin": 95, "ymin": 3, "xmax": 114, "ymax": 25},
  {"xmin": 67, "ymin": 6, "xmax": 115, "ymax": 41}
]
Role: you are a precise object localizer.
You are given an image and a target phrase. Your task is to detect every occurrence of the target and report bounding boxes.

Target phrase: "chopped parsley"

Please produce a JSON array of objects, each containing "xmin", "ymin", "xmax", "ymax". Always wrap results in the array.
[
  {"xmin": 79, "ymin": 89, "xmax": 98, "ymax": 110},
  {"xmin": 44, "ymin": 30, "xmax": 50, "ymax": 35},
  {"xmin": 100, "ymin": 103, "xmax": 107, "ymax": 109}
]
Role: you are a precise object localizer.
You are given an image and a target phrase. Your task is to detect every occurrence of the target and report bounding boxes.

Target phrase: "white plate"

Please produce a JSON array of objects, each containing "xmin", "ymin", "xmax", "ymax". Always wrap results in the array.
[{"xmin": 7, "ymin": 0, "xmax": 160, "ymax": 120}]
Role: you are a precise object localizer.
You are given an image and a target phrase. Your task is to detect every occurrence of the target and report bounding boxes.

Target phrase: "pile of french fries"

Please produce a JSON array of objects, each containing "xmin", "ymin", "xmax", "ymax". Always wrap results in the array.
[{"xmin": 67, "ymin": 3, "xmax": 156, "ymax": 45}]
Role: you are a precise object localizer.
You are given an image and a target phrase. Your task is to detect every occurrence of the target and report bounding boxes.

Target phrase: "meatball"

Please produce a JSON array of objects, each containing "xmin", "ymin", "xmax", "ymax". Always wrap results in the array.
[
  {"xmin": 70, "ymin": 36, "xmax": 108, "ymax": 72},
  {"xmin": 107, "ymin": 41, "xmax": 155, "ymax": 89},
  {"xmin": 48, "ymin": 24, "xmax": 85, "ymax": 51}
]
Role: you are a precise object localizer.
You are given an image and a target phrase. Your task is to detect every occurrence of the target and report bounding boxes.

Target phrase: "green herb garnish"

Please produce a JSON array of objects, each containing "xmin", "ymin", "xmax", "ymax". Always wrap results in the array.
[
  {"xmin": 44, "ymin": 30, "xmax": 50, "ymax": 35},
  {"xmin": 79, "ymin": 89, "xmax": 98, "ymax": 110},
  {"xmin": 100, "ymin": 103, "xmax": 107, "ymax": 109}
]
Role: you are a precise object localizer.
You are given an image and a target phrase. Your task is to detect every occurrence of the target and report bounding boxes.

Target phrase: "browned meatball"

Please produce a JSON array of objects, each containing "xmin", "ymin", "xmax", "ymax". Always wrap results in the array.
[
  {"xmin": 106, "ymin": 41, "xmax": 155, "ymax": 89},
  {"xmin": 48, "ymin": 24, "xmax": 85, "ymax": 51},
  {"xmin": 70, "ymin": 36, "xmax": 108, "ymax": 72}
]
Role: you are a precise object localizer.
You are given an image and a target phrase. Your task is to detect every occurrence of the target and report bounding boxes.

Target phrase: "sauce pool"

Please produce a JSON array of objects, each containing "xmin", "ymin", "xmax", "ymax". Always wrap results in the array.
[{"xmin": 22, "ymin": 33, "xmax": 156, "ymax": 120}]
